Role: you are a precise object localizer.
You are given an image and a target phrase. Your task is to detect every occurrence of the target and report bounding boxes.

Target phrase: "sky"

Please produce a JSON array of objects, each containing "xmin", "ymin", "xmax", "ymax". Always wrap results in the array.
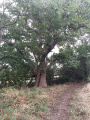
[
  {"xmin": 0, "ymin": 0, "xmax": 3, "ymax": 3},
  {"xmin": 0, "ymin": 0, "xmax": 4, "ymax": 12}
]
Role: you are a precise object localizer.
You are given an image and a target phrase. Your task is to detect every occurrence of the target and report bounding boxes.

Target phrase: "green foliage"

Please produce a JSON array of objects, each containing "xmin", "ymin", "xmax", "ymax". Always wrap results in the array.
[
  {"xmin": 0, "ymin": 42, "xmax": 34, "ymax": 87},
  {"xmin": 54, "ymin": 42, "xmax": 90, "ymax": 83},
  {"xmin": 54, "ymin": 45, "xmax": 79, "ymax": 68},
  {"xmin": 76, "ymin": 42, "xmax": 90, "ymax": 80},
  {"xmin": 46, "ymin": 68, "xmax": 54, "ymax": 85},
  {"xmin": 0, "ymin": 0, "xmax": 90, "ymax": 86}
]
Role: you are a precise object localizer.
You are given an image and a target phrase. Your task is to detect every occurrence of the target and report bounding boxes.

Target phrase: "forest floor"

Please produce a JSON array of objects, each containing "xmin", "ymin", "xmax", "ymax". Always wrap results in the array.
[
  {"xmin": 0, "ymin": 82, "xmax": 90, "ymax": 120},
  {"xmin": 42, "ymin": 82, "xmax": 90, "ymax": 120},
  {"xmin": 68, "ymin": 82, "xmax": 90, "ymax": 120},
  {"xmin": 0, "ymin": 84, "xmax": 69, "ymax": 120}
]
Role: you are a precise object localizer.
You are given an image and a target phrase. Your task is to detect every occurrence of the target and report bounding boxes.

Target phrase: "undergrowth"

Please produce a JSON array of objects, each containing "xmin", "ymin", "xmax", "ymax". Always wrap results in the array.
[
  {"xmin": 0, "ymin": 84, "xmax": 68, "ymax": 120},
  {"xmin": 68, "ymin": 83, "xmax": 90, "ymax": 120}
]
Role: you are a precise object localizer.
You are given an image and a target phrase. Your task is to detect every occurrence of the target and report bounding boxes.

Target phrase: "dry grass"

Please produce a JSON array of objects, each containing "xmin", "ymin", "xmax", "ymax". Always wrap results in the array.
[
  {"xmin": 69, "ymin": 82, "xmax": 90, "ymax": 120},
  {"xmin": 0, "ymin": 84, "xmax": 69, "ymax": 120}
]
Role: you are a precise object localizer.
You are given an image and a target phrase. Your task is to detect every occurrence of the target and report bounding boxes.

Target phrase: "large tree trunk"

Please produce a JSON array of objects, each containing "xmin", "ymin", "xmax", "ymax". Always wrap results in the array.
[{"xmin": 35, "ymin": 60, "xmax": 47, "ymax": 87}]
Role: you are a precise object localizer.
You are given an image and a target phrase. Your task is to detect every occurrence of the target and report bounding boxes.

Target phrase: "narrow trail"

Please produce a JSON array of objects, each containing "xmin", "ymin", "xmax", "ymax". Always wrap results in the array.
[{"xmin": 42, "ymin": 84, "xmax": 80, "ymax": 120}]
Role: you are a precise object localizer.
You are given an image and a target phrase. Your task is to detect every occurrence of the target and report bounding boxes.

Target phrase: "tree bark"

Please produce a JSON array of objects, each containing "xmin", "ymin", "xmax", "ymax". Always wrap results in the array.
[
  {"xmin": 34, "ymin": 38, "xmax": 58, "ymax": 87},
  {"xmin": 0, "ymin": 28, "xmax": 3, "ymax": 44},
  {"xmin": 35, "ymin": 60, "xmax": 47, "ymax": 87}
]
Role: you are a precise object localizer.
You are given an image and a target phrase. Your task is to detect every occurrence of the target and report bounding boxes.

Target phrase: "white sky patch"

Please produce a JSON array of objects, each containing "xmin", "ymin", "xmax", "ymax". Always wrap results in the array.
[
  {"xmin": 48, "ymin": 45, "xmax": 59, "ymax": 57},
  {"xmin": 0, "ymin": 0, "xmax": 3, "ymax": 3}
]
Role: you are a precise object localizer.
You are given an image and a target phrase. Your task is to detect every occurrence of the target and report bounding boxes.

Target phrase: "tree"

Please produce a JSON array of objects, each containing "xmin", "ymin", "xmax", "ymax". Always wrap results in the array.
[
  {"xmin": 0, "ymin": 42, "xmax": 34, "ymax": 87},
  {"xmin": 1, "ymin": 0, "xmax": 90, "ymax": 87},
  {"xmin": 0, "ymin": 0, "xmax": 20, "ymax": 44},
  {"xmin": 53, "ymin": 37, "xmax": 90, "ymax": 83},
  {"xmin": 76, "ymin": 40, "xmax": 90, "ymax": 80}
]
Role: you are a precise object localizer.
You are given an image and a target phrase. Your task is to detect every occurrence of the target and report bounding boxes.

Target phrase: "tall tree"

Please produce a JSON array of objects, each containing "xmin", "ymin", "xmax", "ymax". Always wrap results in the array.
[{"xmin": 1, "ymin": 0, "xmax": 90, "ymax": 87}]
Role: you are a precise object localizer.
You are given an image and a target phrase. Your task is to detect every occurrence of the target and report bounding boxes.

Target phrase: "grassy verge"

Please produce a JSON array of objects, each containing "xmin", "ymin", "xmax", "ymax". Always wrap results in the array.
[
  {"xmin": 0, "ymin": 84, "xmax": 69, "ymax": 120},
  {"xmin": 68, "ymin": 83, "xmax": 90, "ymax": 120}
]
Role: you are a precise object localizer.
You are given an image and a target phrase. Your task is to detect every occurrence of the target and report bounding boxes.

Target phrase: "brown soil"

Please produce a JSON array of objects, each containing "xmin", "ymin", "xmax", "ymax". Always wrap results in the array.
[{"xmin": 42, "ymin": 84, "xmax": 80, "ymax": 120}]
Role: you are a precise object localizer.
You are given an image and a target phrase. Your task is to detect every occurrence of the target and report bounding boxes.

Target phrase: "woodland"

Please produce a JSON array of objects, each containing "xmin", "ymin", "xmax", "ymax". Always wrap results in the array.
[
  {"xmin": 0, "ymin": 0, "xmax": 90, "ymax": 88},
  {"xmin": 0, "ymin": 0, "xmax": 90, "ymax": 120}
]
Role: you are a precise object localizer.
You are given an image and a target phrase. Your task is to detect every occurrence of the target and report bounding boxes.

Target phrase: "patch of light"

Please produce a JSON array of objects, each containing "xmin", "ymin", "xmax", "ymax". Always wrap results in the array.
[{"xmin": 47, "ymin": 45, "xmax": 59, "ymax": 57}]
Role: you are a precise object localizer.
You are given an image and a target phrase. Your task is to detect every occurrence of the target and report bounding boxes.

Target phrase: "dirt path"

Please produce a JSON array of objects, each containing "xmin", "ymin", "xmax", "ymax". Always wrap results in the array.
[{"xmin": 42, "ymin": 84, "xmax": 80, "ymax": 120}]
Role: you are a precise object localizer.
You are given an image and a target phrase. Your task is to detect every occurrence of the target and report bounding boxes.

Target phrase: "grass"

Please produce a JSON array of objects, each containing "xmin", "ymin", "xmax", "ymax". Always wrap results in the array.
[
  {"xmin": 68, "ymin": 83, "xmax": 90, "ymax": 120},
  {"xmin": 0, "ymin": 84, "xmax": 69, "ymax": 120}
]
